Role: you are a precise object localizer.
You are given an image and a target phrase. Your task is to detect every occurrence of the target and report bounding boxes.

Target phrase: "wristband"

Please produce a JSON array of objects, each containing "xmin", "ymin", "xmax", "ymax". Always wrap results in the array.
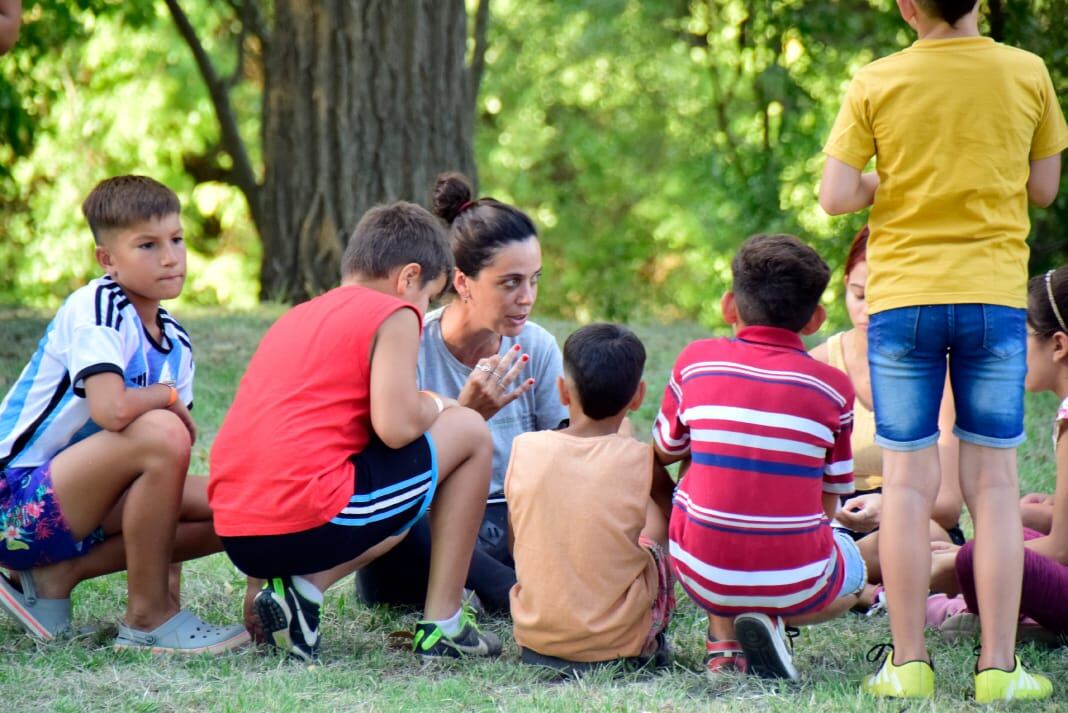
[
  {"xmin": 165, "ymin": 385, "xmax": 178, "ymax": 407},
  {"xmin": 421, "ymin": 390, "xmax": 444, "ymax": 415}
]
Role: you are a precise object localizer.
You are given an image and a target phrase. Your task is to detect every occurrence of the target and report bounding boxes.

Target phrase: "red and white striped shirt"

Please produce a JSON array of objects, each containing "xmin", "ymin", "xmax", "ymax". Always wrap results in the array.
[{"xmin": 654, "ymin": 326, "xmax": 855, "ymax": 617}]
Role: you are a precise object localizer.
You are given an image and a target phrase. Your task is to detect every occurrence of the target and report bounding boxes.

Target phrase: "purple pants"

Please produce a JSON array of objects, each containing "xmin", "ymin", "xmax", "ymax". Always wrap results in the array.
[{"xmin": 954, "ymin": 528, "xmax": 1068, "ymax": 635}]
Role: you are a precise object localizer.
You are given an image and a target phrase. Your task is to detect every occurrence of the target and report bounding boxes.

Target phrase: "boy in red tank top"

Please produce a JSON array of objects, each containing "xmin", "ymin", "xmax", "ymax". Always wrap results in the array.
[{"xmin": 209, "ymin": 202, "xmax": 500, "ymax": 661}]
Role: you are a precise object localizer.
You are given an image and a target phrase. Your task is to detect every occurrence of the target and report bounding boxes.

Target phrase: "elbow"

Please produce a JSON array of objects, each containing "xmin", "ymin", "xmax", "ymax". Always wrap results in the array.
[
  {"xmin": 91, "ymin": 405, "xmax": 132, "ymax": 432},
  {"xmin": 1029, "ymin": 185, "xmax": 1058, "ymax": 208},
  {"xmin": 374, "ymin": 422, "xmax": 421, "ymax": 450},
  {"xmin": 818, "ymin": 189, "xmax": 847, "ymax": 216}
]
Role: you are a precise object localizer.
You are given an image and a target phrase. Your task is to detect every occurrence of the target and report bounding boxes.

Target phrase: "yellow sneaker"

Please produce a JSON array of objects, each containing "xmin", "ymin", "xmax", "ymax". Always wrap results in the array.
[
  {"xmin": 974, "ymin": 656, "xmax": 1052, "ymax": 703},
  {"xmin": 861, "ymin": 644, "xmax": 934, "ymax": 699}
]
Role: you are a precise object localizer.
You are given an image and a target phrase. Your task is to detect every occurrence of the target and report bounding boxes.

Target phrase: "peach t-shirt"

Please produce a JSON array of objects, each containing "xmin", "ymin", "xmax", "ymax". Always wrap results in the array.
[{"xmin": 506, "ymin": 430, "xmax": 657, "ymax": 662}]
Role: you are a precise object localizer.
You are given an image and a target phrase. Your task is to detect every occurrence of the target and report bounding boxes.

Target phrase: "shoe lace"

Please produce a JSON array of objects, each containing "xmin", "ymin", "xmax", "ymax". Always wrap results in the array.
[
  {"xmin": 460, "ymin": 602, "xmax": 482, "ymax": 632},
  {"xmin": 866, "ymin": 642, "xmax": 893, "ymax": 665}
]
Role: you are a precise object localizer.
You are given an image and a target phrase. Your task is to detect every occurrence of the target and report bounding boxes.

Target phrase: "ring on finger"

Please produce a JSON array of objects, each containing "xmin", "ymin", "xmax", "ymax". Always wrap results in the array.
[{"xmin": 475, "ymin": 364, "xmax": 493, "ymax": 373}]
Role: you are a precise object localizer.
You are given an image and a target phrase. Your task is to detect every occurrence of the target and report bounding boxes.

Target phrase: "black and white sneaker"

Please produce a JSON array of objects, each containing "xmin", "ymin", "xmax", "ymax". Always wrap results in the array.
[
  {"xmin": 734, "ymin": 613, "xmax": 799, "ymax": 681},
  {"xmin": 253, "ymin": 576, "xmax": 321, "ymax": 662},
  {"xmin": 413, "ymin": 608, "xmax": 501, "ymax": 660}
]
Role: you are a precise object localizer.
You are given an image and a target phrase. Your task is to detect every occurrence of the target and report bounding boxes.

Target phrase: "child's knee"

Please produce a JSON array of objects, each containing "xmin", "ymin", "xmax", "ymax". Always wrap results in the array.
[
  {"xmin": 128, "ymin": 409, "xmax": 192, "ymax": 460},
  {"xmin": 442, "ymin": 406, "xmax": 492, "ymax": 456}
]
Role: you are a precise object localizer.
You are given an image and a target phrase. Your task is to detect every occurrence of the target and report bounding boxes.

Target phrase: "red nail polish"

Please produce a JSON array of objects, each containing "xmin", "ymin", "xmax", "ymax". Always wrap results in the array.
[
  {"xmin": 513, "ymin": 344, "xmax": 521, "ymax": 351},
  {"xmin": 522, "ymin": 355, "xmax": 529, "ymax": 362}
]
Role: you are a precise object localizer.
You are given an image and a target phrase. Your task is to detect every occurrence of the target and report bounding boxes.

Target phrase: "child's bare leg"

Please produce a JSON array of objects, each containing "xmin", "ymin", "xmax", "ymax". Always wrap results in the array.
[
  {"xmin": 786, "ymin": 595, "xmax": 859, "ymax": 626},
  {"xmin": 880, "ymin": 446, "xmax": 940, "ymax": 664},
  {"xmin": 26, "ymin": 518, "xmax": 219, "ymax": 600},
  {"xmin": 47, "ymin": 410, "xmax": 190, "ymax": 631},
  {"xmin": 929, "ymin": 549, "xmax": 960, "ymax": 596},
  {"xmin": 708, "ymin": 614, "xmax": 735, "ymax": 641},
  {"xmin": 423, "ymin": 407, "xmax": 492, "ymax": 620},
  {"xmin": 640, "ymin": 499, "xmax": 668, "ymax": 547},
  {"xmin": 959, "ymin": 442, "xmax": 1022, "ymax": 671},
  {"xmin": 856, "ymin": 533, "xmax": 880, "ymax": 582}
]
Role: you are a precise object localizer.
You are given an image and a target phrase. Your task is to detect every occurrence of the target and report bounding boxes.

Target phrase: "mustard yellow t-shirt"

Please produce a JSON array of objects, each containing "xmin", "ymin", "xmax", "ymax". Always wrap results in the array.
[{"xmin": 824, "ymin": 37, "xmax": 1068, "ymax": 314}]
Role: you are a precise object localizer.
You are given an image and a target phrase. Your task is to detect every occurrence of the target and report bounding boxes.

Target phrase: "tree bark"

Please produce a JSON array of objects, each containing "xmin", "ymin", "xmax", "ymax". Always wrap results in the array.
[{"xmin": 259, "ymin": 0, "xmax": 477, "ymax": 302}]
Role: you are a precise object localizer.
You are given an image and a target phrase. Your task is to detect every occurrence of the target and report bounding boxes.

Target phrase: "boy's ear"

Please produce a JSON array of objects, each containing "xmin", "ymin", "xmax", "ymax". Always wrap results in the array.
[
  {"xmin": 628, "ymin": 380, "xmax": 647, "ymax": 412},
  {"xmin": 721, "ymin": 291, "xmax": 739, "ymax": 325},
  {"xmin": 896, "ymin": 0, "xmax": 918, "ymax": 26},
  {"xmin": 556, "ymin": 375, "xmax": 571, "ymax": 407},
  {"xmin": 95, "ymin": 245, "xmax": 114, "ymax": 275},
  {"xmin": 399, "ymin": 263, "xmax": 422, "ymax": 289},
  {"xmin": 801, "ymin": 304, "xmax": 827, "ymax": 336}
]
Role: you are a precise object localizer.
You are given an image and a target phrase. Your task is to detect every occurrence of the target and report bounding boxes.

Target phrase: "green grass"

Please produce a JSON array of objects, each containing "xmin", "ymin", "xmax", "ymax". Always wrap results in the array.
[{"xmin": 0, "ymin": 308, "xmax": 1064, "ymax": 712}]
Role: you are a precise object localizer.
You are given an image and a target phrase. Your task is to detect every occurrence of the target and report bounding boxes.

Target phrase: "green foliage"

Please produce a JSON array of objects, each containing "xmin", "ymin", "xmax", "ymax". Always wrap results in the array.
[
  {"xmin": 1, "ymin": 1, "xmax": 1066, "ymax": 327},
  {"xmin": 0, "ymin": 0, "xmax": 260, "ymax": 309},
  {"xmin": 476, "ymin": 0, "xmax": 1067, "ymax": 328}
]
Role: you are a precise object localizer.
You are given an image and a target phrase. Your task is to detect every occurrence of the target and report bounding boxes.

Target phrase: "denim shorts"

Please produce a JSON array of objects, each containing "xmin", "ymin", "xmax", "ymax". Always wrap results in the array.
[
  {"xmin": 868, "ymin": 304, "xmax": 1026, "ymax": 451},
  {"xmin": 833, "ymin": 529, "xmax": 867, "ymax": 600}
]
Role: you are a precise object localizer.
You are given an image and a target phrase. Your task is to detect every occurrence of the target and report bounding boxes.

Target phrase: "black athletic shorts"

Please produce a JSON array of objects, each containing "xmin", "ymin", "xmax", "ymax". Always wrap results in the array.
[{"xmin": 221, "ymin": 433, "xmax": 438, "ymax": 578}]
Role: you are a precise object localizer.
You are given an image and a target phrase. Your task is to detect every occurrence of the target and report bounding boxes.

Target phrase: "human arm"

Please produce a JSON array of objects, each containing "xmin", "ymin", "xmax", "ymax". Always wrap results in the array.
[
  {"xmin": 1020, "ymin": 493, "xmax": 1055, "ymax": 534},
  {"xmin": 456, "ymin": 344, "xmax": 536, "ymax": 420},
  {"xmin": 822, "ymin": 492, "xmax": 841, "ymax": 523},
  {"xmin": 819, "ymin": 158, "xmax": 879, "ymax": 216},
  {"xmin": 83, "ymin": 372, "xmax": 187, "ymax": 434},
  {"xmin": 651, "ymin": 456, "xmax": 675, "ymax": 522},
  {"xmin": 651, "ymin": 354, "xmax": 690, "ymax": 465},
  {"xmin": 835, "ymin": 492, "xmax": 881, "ymax": 533},
  {"xmin": 369, "ymin": 308, "xmax": 449, "ymax": 449},
  {"xmin": 1027, "ymin": 154, "xmax": 1061, "ymax": 208},
  {"xmin": 0, "ymin": 0, "xmax": 20, "ymax": 55},
  {"xmin": 1024, "ymin": 427, "xmax": 1068, "ymax": 564}
]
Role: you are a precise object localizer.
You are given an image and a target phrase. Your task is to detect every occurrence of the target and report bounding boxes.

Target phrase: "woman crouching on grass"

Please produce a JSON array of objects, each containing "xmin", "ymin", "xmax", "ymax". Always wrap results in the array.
[{"xmin": 356, "ymin": 172, "xmax": 567, "ymax": 614}]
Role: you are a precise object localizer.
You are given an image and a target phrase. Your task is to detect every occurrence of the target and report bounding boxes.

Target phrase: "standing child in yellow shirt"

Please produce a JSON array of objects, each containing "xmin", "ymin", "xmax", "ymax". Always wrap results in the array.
[{"xmin": 820, "ymin": 0, "xmax": 1067, "ymax": 702}]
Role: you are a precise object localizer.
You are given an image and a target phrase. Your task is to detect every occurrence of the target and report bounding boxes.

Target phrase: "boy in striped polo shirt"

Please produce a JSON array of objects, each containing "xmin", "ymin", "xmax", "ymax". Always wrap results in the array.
[{"xmin": 654, "ymin": 233, "xmax": 864, "ymax": 680}]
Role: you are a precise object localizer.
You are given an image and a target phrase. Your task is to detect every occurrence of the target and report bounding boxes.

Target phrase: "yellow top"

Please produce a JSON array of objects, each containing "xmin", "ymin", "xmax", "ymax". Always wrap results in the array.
[
  {"xmin": 826, "ymin": 332, "xmax": 882, "ymax": 492},
  {"xmin": 824, "ymin": 37, "xmax": 1068, "ymax": 314},
  {"xmin": 506, "ymin": 430, "xmax": 657, "ymax": 662}
]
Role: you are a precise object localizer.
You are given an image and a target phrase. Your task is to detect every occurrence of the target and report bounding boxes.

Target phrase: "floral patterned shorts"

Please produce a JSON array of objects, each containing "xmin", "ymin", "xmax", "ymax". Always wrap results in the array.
[{"xmin": 1, "ymin": 462, "xmax": 104, "ymax": 570}]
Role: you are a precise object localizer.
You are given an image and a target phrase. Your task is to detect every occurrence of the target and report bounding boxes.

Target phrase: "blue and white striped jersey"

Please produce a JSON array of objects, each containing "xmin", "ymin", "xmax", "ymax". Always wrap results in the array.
[{"xmin": 0, "ymin": 275, "xmax": 194, "ymax": 470}]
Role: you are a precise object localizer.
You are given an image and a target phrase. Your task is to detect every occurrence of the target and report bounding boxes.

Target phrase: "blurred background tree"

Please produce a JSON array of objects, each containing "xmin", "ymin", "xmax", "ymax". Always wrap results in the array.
[{"xmin": 1, "ymin": 0, "xmax": 1065, "ymax": 327}]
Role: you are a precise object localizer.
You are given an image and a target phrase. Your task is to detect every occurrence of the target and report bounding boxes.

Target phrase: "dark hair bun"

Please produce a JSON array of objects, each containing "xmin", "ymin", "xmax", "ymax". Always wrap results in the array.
[{"xmin": 431, "ymin": 172, "xmax": 474, "ymax": 224}]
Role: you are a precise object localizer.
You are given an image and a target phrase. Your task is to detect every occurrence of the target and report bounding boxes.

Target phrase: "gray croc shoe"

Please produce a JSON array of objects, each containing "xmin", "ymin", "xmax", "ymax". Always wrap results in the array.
[
  {"xmin": 0, "ymin": 571, "xmax": 71, "ymax": 641},
  {"xmin": 114, "ymin": 609, "xmax": 250, "ymax": 655}
]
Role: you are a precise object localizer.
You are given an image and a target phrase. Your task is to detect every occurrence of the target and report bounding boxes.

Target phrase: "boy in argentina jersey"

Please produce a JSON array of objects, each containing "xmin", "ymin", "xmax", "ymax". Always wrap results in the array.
[{"xmin": 0, "ymin": 175, "xmax": 245, "ymax": 653}]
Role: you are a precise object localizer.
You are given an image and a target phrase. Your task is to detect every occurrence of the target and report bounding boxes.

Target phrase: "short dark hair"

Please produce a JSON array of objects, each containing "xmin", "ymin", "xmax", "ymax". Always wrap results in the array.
[
  {"xmin": 731, "ymin": 234, "xmax": 831, "ymax": 332},
  {"xmin": 341, "ymin": 201, "xmax": 454, "ymax": 285},
  {"xmin": 1027, "ymin": 267, "xmax": 1068, "ymax": 338},
  {"xmin": 562, "ymin": 323, "xmax": 646, "ymax": 421},
  {"xmin": 431, "ymin": 171, "xmax": 538, "ymax": 278},
  {"xmin": 916, "ymin": 0, "xmax": 977, "ymax": 26},
  {"xmin": 81, "ymin": 175, "xmax": 181, "ymax": 245}
]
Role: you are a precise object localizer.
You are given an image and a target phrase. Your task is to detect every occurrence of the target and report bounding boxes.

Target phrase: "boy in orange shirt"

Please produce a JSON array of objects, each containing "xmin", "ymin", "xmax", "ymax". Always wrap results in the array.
[{"xmin": 506, "ymin": 323, "xmax": 675, "ymax": 674}]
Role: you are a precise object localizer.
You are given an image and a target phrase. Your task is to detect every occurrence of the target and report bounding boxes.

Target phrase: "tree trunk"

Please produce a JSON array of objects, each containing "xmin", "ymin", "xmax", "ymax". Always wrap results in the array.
[{"xmin": 259, "ymin": 0, "xmax": 477, "ymax": 302}]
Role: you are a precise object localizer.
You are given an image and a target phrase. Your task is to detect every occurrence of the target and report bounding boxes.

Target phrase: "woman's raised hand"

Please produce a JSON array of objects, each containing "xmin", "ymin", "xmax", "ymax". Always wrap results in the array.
[{"xmin": 458, "ymin": 344, "xmax": 536, "ymax": 420}]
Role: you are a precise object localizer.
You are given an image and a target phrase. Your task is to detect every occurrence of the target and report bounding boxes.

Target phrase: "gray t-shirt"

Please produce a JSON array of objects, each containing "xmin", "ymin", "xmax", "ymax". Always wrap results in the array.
[{"xmin": 418, "ymin": 307, "xmax": 568, "ymax": 501}]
